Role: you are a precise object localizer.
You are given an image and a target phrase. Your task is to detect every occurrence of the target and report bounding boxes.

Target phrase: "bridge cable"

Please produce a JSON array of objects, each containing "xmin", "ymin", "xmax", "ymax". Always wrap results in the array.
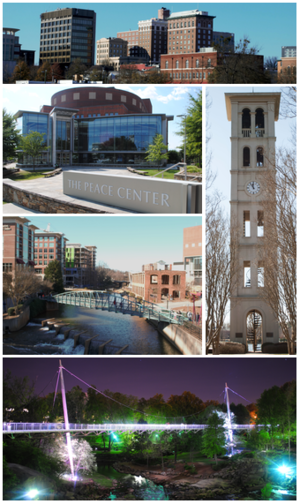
[{"xmin": 61, "ymin": 365, "xmax": 213, "ymax": 421}]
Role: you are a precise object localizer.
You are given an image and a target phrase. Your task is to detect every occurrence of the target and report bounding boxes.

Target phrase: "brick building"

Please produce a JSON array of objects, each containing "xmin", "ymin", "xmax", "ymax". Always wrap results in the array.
[
  {"xmin": 131, "ymin": 262, "xmax": 186, "ymax": 303},
  {"xmin": 34, "ymin": 229, "xmax": 68, "ymax": 279},
  {"xmin": 161, "ymin": 48, "xmax": 217, "ymax": 83},
  {"xmin": 161, "ymin": 49, "xmax": 264, "ymax": 84},
  {"xmin": 166, "ymin": 9, "xmax": 215, "ymax": 55},
  {"xmin": 277, "ymin": 46, "xmax": 296, "ymax": 80},
  {"xmin": 117, "ymin": 8, "xmax": 169, "ymax": 64},
  {"xmin": 3, "ymin": 217, "xmax": 37, "ymax": 275}
]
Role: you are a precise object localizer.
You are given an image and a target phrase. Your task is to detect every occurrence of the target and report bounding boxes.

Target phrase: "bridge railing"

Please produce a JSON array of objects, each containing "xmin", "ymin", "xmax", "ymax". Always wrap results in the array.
[
  {"xmin": 3, "ymin": 422, "xmax": 267, "ymax": 433},
  {"xmin": 49, "ymin": 291, "xmax": 189, "ymax": 325}
]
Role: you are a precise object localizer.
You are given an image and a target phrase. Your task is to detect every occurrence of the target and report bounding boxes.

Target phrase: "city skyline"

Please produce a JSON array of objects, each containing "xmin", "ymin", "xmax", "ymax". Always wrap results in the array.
[
  {"xmin": 27, "ymin": 215, "xmax": 202, "ymax": 272},
  {"xmin": 3, "ymin": 2, "xmax": 296, "ymax": 65},
  {"xmin": 3, "ymin": 357, "xmax": 295, "ymax": 403}
]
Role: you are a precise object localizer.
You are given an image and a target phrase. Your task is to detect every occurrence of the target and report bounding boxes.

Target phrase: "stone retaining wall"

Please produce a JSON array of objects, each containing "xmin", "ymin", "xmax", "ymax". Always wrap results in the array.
[
  {"xmin": 3, "ymin": 182, "xmax": 112, "ymax": 213},
  {"xmin": 3, "ymin": 306, "xmax": 30, "ymax": 332},
  {"xmin": 148, "ymin": 320, "xmax": 202, "ymax": 355}
]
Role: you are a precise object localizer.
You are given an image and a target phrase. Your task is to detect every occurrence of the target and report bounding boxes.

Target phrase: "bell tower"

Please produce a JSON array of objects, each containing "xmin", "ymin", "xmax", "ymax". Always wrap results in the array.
[{"xmin": 225, "ymin": 92, "xmax": 281, "ymax": 351}]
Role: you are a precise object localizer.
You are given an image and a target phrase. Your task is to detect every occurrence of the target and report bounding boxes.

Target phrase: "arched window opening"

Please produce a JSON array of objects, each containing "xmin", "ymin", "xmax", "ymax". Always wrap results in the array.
[
  {"xmin": 256, "ymin": 147, "xmax": 264, "ymax": 166},
  {"xmin": 185, "ymin": 60, "xmax": 189, "ymax": 68},
  {"xmin": 255, "ymin": 108, "xmax": 264, "ymax": 129},
  {"xmin": 243, "ymin": 147, "xmax": 250, "ymax": 167},
  {"xmin": 242, "ymin": 108, "xmax": 251, "ymax": 129},
  {"xmin": 175, "ymin": 60, "xmax": 179, "ymax": 69},
  {"xmin": 165, "ymin": 61, "xmax": 169, "ymax": 69}
]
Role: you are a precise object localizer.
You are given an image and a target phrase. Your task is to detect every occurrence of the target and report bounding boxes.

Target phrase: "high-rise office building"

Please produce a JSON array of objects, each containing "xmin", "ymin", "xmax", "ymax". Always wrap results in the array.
[
  {"xmin": 65, "ymin": 243, "xmax": 97, "ymax": 287},
  {"xmin": 39, "ymin": 7, "xmax": 96, "ymax": 66}
]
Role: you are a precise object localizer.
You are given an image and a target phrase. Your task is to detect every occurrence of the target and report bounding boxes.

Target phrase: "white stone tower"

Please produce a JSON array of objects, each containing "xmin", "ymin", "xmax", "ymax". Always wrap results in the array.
[{"xmin": 225, "ymin": 92, "xmax": 281, "ymax": 351}]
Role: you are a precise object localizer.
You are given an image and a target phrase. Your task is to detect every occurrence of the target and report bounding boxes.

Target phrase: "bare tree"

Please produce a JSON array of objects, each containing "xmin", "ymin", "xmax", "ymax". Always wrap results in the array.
[
  {"xmin": 206, "ymin": 199, "xmax": 239, "ymax": 354},
  {"xmin": 4, "ymin": 269, "xmax": 44, "ymax": 313},
  {"xmin": 258, "ymin": 147, "xmax": 296, "ymax": 354}
]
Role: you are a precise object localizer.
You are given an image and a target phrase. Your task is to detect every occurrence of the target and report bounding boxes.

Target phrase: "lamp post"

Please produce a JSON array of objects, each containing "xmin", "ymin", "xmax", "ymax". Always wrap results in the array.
[{"xmin": 177, "ymin": 114, "xmax": 187, "ymax": 180}]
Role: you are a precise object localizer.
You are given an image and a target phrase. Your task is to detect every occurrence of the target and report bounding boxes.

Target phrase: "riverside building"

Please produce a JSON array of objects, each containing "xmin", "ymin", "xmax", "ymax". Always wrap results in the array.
[{"xmin": 15, "ymin": 86, "xmax": 173, "ymax": 167}]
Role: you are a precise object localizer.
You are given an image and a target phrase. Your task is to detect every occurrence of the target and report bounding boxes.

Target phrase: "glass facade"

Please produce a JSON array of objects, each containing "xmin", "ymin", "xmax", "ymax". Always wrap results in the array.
[
  {"xmin": 56, "ymin": 120, "xmax": 71, "ymax": 150},
  {"xmin": 16, "ymin": 111, "xmax": 166, "ymax": 166},
  {"xmin": 74, "ymin": 115, "xmax": 161, "ymax": 152}
]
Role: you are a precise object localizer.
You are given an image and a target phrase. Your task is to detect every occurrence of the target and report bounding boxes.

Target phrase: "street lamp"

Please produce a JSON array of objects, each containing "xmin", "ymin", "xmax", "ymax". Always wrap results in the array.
[{"xmin": 177, "ymin": 114, "xmax": 187, "ymax": 180}]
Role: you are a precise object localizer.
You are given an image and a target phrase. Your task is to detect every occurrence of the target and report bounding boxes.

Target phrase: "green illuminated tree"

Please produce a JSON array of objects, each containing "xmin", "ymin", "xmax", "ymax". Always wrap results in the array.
[
  {"xmin": 19, "ymin": 131, "xmax": 49, "ymax": 171},
  {"xmin": 44, "ymin": 260, "xmax": 64, "ymax": 293},
  {"xmin": 145, "ymin": 134, "xmax": 168, "ymax": 166},
  {"xmin": 3, "ymin": 109, "xmax": 20, "ymax": 161},
  {"xmin": 202, "ymin": 412, "xmax": 226, "ymax": 463}
]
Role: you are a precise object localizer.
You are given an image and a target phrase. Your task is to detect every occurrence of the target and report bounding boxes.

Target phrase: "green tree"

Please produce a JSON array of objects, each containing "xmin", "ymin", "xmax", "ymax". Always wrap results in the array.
[
  {"xmin": 3, "ymin": 109, "xmax": 20, "ymax": 161},
  {"xmin": 44, "ymin": 260, "xmax": 64, "ymax": 293},
  {"xmin": 19, "ymin": 131, "xmax": 49, "ymax": 170},
  {"xmin": 208, "ymin": 37, "xmax": 270, "ymax": 84},
  {"xmin": 202, "ymin": 412, "xmax": 226, "ymax": 463},
  {"xmin": 178, "ymin": 91, "xmax": 202, "ymax": 166},
  {"xmin": 145, "ymin": 134, "xmax": 168, "ymax": 166},
  {"xmin": 10, "ymin": 60, "xmax": 30, "ymax": 82},
  {"xmin": 257, "ymin": 385, "xmax": 286, "ymax": 437}
]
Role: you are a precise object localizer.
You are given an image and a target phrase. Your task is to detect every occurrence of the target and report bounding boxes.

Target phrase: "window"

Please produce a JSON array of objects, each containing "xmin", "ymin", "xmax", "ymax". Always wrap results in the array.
[
  {"xmin": 244, "ymin": 261, "xmax": 251, "ymax": 287},
  {"xmin": 257, "ymin": 211, "xmax": 264, "ymax": 237},
  {"xmin": 256, "ymin": 147, "xmax": 264, "ymax": 166},
  {"xmin": 196, "ymin": 59, "xmax": 199, "ymax": 68},
  {"xmin": 185, "ymin": 60, "xmax": 189, "ymax": 68},
  {"xmin": 243, "ymin": 211, "xmax": 251, "ymax": 237},
  {"xmin": 255, "ymin": 108, "xmax": 264, "ymax": 129},
  {"xmin": 257, "ymin": 261, "xmax": 264, "ymax": 287},
  {"xmin": 175, "ymin": 60, "xmax": 179, "ymax": 69},
  {"xmin": 207, "ymin": 58, "xmax": 211, "ymax": 66},
  {"xmin": 150, "ymin": 275, "xmax": 158, "ymax": 284},
  {"xmin": 162, "ymin": 275, "xmax": 169, "ymax": 285},
  {"xmin": 3, "ymin": 263, "xmax": 12, "ymax": 272},
  {"xmin": 173, "ymin": 275, "xmax": 180, "ymax": 285},
  {"xmin": 243, "ymin": 147, "xmax": 250, "ymax": 167},
  {"xmin": 242, "ymin": 108, "xmax": 251, "ymax": 129}
]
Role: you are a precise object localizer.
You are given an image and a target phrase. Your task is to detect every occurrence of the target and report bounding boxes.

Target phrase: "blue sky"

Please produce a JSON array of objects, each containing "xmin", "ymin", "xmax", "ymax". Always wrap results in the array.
[
  {"xmin": 28, "ymin": 215, "xmax": 202, "ymax": 271},
  {"xmin": 207, "ymin": 86, "xmax": 296, "ymax": 214},
  {"xmin": 3, "ymin": 84, "xmax": 201, "ymax": 151},
  {"xmin": 3, "ymin": 2, "xmax": 296, "ymax": 64}
]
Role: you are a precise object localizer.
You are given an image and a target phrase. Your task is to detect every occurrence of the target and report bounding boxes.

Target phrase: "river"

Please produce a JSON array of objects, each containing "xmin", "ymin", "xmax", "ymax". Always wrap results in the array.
[{"xmin": 4, "ymin": 305, "xmax": 180, "ymax": 356}]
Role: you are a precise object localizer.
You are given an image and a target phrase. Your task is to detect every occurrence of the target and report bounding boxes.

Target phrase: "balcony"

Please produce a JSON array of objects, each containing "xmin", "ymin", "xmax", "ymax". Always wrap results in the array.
[{"xmin": 242, "ymin": 129, "xmax": 251, "ymax": 138}]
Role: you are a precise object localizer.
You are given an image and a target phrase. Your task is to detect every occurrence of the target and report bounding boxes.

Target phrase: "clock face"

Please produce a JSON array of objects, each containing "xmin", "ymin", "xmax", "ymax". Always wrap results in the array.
[{"xmin": 247, "ymin": 181, "xmax": 260, "ymax": 195}]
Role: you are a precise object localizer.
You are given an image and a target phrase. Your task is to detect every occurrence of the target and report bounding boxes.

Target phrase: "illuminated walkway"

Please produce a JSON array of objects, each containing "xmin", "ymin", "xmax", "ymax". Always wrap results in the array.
[{"xmin": 3, "ymin": 422, "xmax": 264, "ymax": 434}]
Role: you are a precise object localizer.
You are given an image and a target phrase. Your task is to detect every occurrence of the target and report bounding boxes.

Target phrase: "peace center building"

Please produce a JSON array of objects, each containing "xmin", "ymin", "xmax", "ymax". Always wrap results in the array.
[{"xmin": 14, "ymin": 87, "xmax": 173, "ymax": 167}]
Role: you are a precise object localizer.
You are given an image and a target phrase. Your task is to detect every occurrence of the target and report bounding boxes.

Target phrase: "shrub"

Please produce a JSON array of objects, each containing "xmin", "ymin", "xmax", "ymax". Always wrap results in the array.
[
  {"xmin": 261, "ymin": 483, "xmax": 273, "ymax": 499},
  {"xmin": 7, "ymin": 307, "xmax": 15, "ymax": 316}
]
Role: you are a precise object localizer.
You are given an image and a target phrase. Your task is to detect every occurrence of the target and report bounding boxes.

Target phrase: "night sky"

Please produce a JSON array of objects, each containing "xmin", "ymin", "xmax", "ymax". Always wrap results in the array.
[{"xmin": 3, "ymin": 357, "xmax": 296, "ymax": 405}]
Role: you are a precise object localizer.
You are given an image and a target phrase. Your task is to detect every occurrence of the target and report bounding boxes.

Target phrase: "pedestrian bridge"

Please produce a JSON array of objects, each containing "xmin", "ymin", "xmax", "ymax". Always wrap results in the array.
[
  {"xmin": 47, "ymin": 291, "xmax": 188, "ymax": 325},
  {"xmin": 3, "ymin": 422, "xmax": 264, "ymax": 434}
]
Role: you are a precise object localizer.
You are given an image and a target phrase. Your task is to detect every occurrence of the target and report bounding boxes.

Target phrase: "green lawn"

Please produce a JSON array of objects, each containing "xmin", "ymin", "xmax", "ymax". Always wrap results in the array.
[
  {"xmin": 8, "ymin": 170, "xmax": 47, "ymax": 181},
  {"xmin": 134, "ymin": 166, "xmax": 202, "ymax": 179}
]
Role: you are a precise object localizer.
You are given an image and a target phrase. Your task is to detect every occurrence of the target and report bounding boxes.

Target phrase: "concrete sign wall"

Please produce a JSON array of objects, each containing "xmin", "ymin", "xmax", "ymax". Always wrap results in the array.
[{"xmin": 63, "ymin": 171, "xmax": 202, "ymax": 214}]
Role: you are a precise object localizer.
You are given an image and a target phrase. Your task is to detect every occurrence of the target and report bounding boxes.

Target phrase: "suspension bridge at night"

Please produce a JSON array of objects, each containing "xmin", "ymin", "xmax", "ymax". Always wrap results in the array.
[
  {"xmin": 2, "ymin": 422, "xmax": 264, "ymax": 434},
  {"xmin": 46, "ymin": 291, "xmax": 189, "ymax": 325},
  {"xmin": 2, "ymin": 362, "xmax": 268, "ymax": 480}
]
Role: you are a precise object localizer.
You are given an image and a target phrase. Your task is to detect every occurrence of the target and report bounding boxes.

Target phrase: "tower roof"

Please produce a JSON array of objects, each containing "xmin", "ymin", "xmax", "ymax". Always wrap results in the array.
[{"xmin": 225, "ymin": 92, "xmax": 281, "ymax": 121}]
